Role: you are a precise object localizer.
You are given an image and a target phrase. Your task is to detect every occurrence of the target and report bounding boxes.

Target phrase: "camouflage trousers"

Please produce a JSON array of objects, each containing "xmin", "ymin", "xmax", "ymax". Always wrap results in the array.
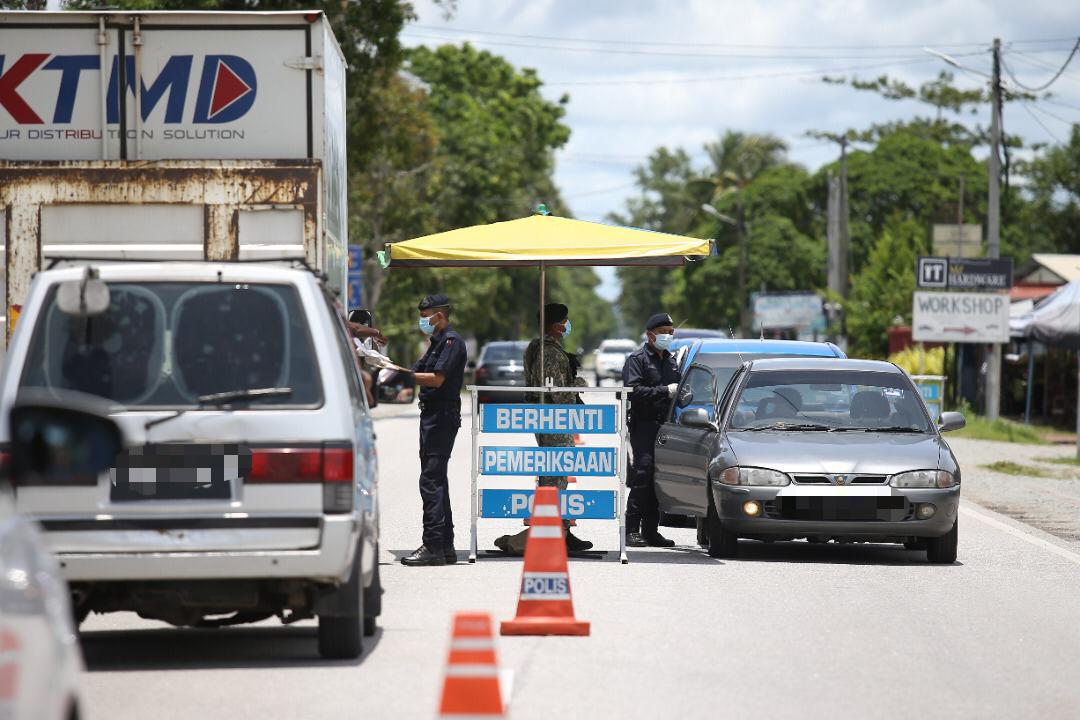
[
  {"xmin": 496, "ymin": 433, "xmax": 575, "ymax": 554},
  {"xmin": 536, "ymin": 432, "xmax": 574, "ymax": 490}
]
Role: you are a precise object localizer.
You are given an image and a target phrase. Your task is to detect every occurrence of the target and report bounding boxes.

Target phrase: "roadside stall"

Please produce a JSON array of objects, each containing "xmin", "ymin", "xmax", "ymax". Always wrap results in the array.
[
  {"xmin": 1021, "ymin": 280, "xmax": 1080, "ymax": 456},
  {"xmin": 380, "ymin": 210, "xmax": 712, "ymax": 562}
]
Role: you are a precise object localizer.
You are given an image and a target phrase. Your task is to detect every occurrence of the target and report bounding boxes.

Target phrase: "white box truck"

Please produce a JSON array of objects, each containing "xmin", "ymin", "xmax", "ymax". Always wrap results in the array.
[{"xmin": 0, "ymin": 10, "xmax": 348, "ymax": 343}]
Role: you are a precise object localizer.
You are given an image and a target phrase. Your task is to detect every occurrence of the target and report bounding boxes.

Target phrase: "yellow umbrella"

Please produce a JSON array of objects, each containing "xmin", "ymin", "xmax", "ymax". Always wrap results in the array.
[
  {"xmin": 380, "ymin": 212, "xmax": 711, "ymax": 268},
  {"xmin": 379, "ymin": 209, "xmax": 713, "ymax": 378}
]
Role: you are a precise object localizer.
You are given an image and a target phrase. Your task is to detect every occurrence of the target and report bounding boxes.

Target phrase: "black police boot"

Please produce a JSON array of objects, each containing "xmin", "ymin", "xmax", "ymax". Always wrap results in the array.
[
  {"xmin": 565, "ymin": 530, "xmax": 593, "ymax": 552},
  {"xmin": 625, "ymin": 532, "xmax": 648, "ymax": 548},
  {"xmin": 401, "ymin": 544, "xmax": 447, "ymax": 567},
  {"xmin": 643, "ymin": 531, "xmax": 676, "ymax": 548},
  {"xmin": 444, "ymin": 546, "xmax": 458, "ymax": 564}
]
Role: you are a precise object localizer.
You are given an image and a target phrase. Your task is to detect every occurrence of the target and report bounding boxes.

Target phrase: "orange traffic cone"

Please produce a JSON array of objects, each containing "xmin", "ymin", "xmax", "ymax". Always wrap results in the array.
[
  {"xmin": 500, "ymin": 486, "xmax": 590, "ymax": 636},
  {"xmin": 438, "ymin": 612, "xmax": 504, "ymax": 717}
]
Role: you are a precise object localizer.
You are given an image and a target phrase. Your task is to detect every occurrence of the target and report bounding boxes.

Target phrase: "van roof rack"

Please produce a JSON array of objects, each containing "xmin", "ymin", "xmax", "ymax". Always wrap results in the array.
[{"xmin": 45, "ymin": 256, "xmax": 327, "ymax": 282}]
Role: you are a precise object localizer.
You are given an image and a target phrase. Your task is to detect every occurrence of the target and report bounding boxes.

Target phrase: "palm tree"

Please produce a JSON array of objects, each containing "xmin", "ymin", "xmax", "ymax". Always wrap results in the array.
[{"xmin": 691, "ymin": 131, "xmax": 789, "ymax": 335}]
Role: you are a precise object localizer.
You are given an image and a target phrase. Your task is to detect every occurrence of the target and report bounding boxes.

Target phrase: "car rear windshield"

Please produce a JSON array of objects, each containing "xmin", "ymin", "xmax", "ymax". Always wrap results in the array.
[
  {"xmin": 481, "ymin": 343, "xmax": 526, "ymax": 362},
  {"xmin": 20, "ymin": 282, "xmax": 322, "ymax": 408},
  {"xmin": 599, "ymin": 341, "xmax": 637, "ymax": 353},
  {"xmin": 728, "ymin": 369, "xmax": 931, "ymax": 433}
]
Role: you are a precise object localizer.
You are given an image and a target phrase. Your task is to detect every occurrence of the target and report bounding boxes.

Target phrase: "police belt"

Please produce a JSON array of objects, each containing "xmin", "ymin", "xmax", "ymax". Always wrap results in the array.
[{"xmin": 419, "ymin": 398, "xmax": 461, "ymax": 412}]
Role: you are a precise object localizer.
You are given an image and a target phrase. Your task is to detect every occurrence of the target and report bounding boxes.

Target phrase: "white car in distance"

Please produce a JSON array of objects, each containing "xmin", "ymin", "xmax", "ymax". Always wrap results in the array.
[{"xmin": 594, "ymin": 339, "xmax": 639, "ymax": 382}]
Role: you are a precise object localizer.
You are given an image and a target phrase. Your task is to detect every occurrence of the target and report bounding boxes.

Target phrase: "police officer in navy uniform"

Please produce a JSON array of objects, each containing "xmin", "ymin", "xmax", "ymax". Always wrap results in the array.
[
  {"xmin": 622, "ymin": 312, "xmax": 680, "ymax": 548},
  {"xmin": 401, "ymin": 294, "xmax": 468, "ymax": 567}
]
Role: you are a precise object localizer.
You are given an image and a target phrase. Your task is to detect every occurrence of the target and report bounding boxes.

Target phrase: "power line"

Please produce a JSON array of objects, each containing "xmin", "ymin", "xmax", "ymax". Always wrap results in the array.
[
  {"xmin": 1008, "ymin": 51, "xmax": 1080, "ymax": 83},
  {"xmin": 543, "ymin": 56, "xmax": 943, "ymax": 86},
  {"xmin": 1003, "ymin": 38, "xmax": 1080, "ymax": 91},
  {"xmin": 1027, "ymin": 100, "xmax": 1077, "ymax": 126},
  {"xmin": 1018, "ymin": 99, "xmax": 1064, "ymax": 143},
  {"xmin": 411, "ymin": 24, "xmax": 1074, "ymax": 51},
  {"xmin": 402, "ymin": 31, "xmax": 975, "ymax": 61}
]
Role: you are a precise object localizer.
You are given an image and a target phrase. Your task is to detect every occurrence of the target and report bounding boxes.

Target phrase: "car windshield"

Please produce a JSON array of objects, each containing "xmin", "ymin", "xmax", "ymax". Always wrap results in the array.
[
  {"xmin": 727, "ymin": 369, "xmax": 932, "ymax": 433},
  {"xmin": 20, "ymin": 282, "xmax": 322, "ymax": 408},
  {"xmin": 481, "ymin": 343, "xmax": 526, "ymax": 363}
]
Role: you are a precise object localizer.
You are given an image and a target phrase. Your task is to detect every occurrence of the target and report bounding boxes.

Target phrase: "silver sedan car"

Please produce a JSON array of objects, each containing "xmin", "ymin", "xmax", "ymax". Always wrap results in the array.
[{"xmin": 654, "ymin": 358, "xmax": 965, "ymax": 563}]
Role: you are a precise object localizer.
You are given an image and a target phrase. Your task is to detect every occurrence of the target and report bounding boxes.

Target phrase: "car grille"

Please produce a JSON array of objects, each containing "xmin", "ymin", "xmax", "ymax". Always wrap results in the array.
[{"xmin": 792, "ymin": 474, "xmax": 889, "ymax": 485}]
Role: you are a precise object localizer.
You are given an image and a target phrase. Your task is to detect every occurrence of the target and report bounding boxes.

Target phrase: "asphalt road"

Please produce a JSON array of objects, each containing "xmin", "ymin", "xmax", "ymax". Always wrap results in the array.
[{"xmin": 78, "ymin": 401, "xmax": 1080, "ymax": 719}]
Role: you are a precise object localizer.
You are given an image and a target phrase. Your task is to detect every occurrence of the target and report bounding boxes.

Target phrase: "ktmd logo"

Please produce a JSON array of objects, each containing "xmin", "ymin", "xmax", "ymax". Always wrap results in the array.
[{"xmin": 0, "ymin": 53, "xmax": 257, "ymax": 124}]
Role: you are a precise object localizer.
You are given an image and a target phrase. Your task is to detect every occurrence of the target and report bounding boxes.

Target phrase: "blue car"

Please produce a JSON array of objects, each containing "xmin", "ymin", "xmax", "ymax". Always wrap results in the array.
[{"xmin": 660, "ymin": 338, "xmax": 846, "ymax": 535}]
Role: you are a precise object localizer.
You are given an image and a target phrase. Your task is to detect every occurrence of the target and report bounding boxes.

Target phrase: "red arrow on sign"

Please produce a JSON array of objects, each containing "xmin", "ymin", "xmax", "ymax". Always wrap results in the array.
[{"xmin": 942, "ymin": 326, "xmax": 978, "ymax": 335}]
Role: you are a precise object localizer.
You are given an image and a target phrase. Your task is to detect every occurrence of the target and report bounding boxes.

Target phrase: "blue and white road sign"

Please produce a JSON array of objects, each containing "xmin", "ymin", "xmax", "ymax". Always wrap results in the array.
[
  {"xmin": 347, "ymin": 246, "xmax": 363, "ymax": 310},
  {"xmin": 479, "ymin": 446, "xmax": 617, "ymax": 477},
  {"xmin": 479, "ymin": 489, "xmax": 617, "ymax": 520},
  {"xmin": 481, "ymin": 404, "xmax": 616, "ymax": 434}
]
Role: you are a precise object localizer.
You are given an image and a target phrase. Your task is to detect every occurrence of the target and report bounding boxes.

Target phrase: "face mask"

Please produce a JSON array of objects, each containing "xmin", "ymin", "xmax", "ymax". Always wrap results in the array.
[
  {"xmin": 561, "ymin": 319, "xmax": 572, "ymax": 338},
  {"xmin": 653, "ymin": 333, "xmax": 673, "ymax": 350},
  {"xmin": 419, "ymin": 314, "xmax": 436, "ymax": 335}
]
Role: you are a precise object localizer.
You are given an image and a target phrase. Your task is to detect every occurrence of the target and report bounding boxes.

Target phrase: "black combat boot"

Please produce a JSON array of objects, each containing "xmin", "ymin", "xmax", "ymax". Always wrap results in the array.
[
  {"xmin": 444, "ymin": 545, "xmax": 458, "ymax": 564},
  {"xmin": 565, "ymin": 530, "xmax": 593, "ymax": 552},
  {"xmin": 401, "ymin": 544, "xmax": 447, "ymax": 566}
]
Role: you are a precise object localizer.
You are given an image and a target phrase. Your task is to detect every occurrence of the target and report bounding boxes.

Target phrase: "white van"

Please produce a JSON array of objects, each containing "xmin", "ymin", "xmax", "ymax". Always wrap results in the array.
[{"xmin": 0, "ymin": 262, "xmax": 380, "ymax": 659}]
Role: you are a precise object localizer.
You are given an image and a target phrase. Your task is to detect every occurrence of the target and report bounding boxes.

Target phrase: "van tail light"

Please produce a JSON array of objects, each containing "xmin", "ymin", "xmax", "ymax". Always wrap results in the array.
[{"xmin": 246, "ymin": 444, "xmax": 355, "ymax": 513}]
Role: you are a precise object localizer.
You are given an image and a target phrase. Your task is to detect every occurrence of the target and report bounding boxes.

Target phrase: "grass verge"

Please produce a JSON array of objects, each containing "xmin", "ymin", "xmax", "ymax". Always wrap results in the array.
[
  {"xmin": 981, "ymin": 461, "xmax": 1054, "ymax": 477},
  {"xmin": 1038, "ymin": 455, "xmax": 1080, "ymax": 466},
  {"xmin": 953, "ymin": 415, "xmax": 1048, "ymax": 445}
]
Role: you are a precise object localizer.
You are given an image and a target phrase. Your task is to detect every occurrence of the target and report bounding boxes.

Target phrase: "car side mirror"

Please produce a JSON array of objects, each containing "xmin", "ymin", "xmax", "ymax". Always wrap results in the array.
[
  {"xmin": 938, "ymin": 411, "xmax": 966, "ymax": 433},
  {"xmin": 9, "ymin": 402, "xmax": 124, "ymax": 485},
  {"xmin": 679, "ymin": 407, "xmax": 717, "ymax": 431},
  {"xmin": 56, "ymin": 268, "xmax": 110, "ymax": 317}
]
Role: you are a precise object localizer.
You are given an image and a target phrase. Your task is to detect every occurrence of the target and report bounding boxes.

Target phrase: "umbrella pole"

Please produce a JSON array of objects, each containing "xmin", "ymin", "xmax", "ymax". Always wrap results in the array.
[{"xmin": 539, "ymin": 261, "xmax": 546, "ymax": 387}]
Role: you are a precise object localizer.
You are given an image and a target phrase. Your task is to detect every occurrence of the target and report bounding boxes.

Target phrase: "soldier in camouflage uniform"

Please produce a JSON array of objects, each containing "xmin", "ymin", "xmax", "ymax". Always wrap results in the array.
[{"xmin": 494, "ymin": 303, "xmax": 594, "ymax": 555}]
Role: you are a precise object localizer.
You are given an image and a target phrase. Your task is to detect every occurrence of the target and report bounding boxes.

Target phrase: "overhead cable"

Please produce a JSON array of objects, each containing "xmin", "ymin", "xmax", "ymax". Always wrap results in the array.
[{"xmin": 1003, "ymin": 37, "xmax": 1080, "ymax": 91}]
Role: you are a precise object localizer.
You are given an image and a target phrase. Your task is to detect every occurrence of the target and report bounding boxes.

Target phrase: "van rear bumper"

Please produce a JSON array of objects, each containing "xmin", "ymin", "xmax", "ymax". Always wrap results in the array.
[{"xmin": 43, "ymin": 514, "xmax": 360, "ymax": 583}]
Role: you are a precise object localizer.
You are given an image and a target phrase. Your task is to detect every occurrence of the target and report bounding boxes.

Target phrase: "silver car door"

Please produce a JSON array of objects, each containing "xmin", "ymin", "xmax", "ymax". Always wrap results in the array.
[{"xmin": 654, "ymin": 364, "xmax": 717, "ymax": 516}]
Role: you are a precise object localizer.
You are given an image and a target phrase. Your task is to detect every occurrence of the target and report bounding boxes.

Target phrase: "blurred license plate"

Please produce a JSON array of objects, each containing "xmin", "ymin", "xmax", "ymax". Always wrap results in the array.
[
  {"xmin": 110, "ymin": 444, "xmax": 243, "ymax": 501},
  {"xmin": 780, "ymin": 496, "xmax": 906, "ymax": 521}
]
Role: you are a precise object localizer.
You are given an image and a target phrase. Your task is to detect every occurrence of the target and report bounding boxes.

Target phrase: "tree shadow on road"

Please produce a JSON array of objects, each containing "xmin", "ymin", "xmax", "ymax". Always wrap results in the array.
[
  {"xmin": 81, "ymin": 624, "xmax": 383, "ymax": 672},
  {"xmin": 730, "ymin": 541, "xmax": 966, "ymax": 567}
]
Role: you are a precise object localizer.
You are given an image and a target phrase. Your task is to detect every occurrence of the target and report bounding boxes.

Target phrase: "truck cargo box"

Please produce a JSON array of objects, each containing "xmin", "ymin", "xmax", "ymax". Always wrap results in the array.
[{"xmin": 0, "ymin": 11, "xmax": 348, "ymax": 342}]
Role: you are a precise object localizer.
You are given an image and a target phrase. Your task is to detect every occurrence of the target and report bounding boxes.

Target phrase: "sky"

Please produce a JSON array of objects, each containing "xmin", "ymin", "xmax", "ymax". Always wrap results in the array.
[{"xmin": 403, "ymin": 0, "xmax": 1080, "ymax": 300}]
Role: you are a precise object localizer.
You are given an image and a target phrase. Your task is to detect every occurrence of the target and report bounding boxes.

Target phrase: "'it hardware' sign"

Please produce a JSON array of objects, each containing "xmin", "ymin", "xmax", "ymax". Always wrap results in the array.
[{"xmin": 916, "ymin": 256, "xmax": 1013, "ymax": 291}]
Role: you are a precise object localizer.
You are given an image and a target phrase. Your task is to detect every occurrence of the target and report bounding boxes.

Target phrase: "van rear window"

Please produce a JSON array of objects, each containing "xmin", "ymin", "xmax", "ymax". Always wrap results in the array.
[{"xmin": 20, "ymin": 282, "xmax": 322, "ymax": 408}]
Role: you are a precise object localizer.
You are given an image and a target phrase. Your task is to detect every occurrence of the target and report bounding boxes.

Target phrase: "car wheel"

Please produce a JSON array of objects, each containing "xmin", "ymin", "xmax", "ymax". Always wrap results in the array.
[
  {"xmin": 706, "ymin": 488, "xmax": 738, "ymax": 559},
  {"xmin": 318, "ymin": 546, "xmax": 365, "ymax": 660},
  {"xmin": 695, "ymin": 517, "xmax": 709, "ymax": 548},
  {"xmin": 925, "ymin": 519, "xmax": 958, "ymax": 564},
  {"xmin": 362, "ymin": 544, "xmax": 382, "ymax": 637}
]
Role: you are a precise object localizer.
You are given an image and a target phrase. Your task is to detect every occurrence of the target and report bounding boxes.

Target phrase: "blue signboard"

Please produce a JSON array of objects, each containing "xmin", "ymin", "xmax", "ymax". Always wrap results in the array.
[
  {"xmin": 481, "ymin": 404, "xmax": 616, "ymax": 434},
  {"xmin": 918, "ymin": 383, "xmax": 940, "ymax": 401},
  {"xmin": 347, "ymin": 246, "xmax": 363, "ymax": 310},
  {"xmin": 480, "ymin": 489, "xmax": 617, "ymax": 520},
  {"xmin": 480, "ymin": 446, "xmax": 617, "ymax": 477}
]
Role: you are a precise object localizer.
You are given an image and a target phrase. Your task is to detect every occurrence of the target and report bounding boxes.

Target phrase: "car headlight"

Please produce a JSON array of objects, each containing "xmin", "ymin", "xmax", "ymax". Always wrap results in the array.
[
  {"xmin": 719, "ymin": 466, "xmax": 791, "ymax": 487},
  {"xmin": 889, "ymin": 470, "xmax": 956, "ymax": 488}
]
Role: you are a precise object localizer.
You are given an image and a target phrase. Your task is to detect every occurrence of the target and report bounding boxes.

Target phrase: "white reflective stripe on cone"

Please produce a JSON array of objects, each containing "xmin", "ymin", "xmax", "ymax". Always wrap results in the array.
[
  {"xmin": 532, "ymin": 505, "xmax": 559, "ymax": 518},
  {"xmin": 444, "ymin": 664, "xmax": 500, "ymax": 677},
  {"xmin": 451, "ymin": 638, "xmax": 495, "ymax": 650},
  {"xmin": 529, "ymin": 526, "xmax": 562, "ymax": 539}
]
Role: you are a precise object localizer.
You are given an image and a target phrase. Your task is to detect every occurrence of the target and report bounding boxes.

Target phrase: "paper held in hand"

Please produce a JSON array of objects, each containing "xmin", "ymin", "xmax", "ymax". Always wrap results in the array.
[{"xmin": 353, "ymin": 338, "xmax": 409, "ymax": 371}]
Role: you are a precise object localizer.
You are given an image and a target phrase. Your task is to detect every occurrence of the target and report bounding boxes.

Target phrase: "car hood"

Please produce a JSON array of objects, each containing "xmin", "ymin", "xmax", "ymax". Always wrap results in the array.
[{"xmin": 725, "ymin": 430, "xmax": 946, "ymax": 475}]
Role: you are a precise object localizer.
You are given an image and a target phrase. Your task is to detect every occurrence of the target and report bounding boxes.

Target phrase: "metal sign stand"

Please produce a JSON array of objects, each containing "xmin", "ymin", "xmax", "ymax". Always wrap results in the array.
[{"xmin": 468, "ymin": 384, "xmax": 630, "ymax": 564}]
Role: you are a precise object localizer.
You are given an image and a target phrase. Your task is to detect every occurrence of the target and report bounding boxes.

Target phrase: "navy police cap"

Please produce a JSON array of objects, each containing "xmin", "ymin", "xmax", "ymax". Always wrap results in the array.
[
  {"xmin": 418, "ymin": 294, "xmax": 451, "ymax": 311},
  {"xmin": 645, "ymin": 312, "xmax": 673, "ymax": 330}
]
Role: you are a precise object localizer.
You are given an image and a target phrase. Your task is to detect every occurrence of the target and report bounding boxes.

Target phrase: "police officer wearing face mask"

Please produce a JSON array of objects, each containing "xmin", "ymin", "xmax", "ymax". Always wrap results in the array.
[
  {"xmin": 622, "ymin": 312, "xmax": 680, "ymax": 548},
  {"xmin": 401, "ymin": 294, "xmax": 468, "ymax": 567}
]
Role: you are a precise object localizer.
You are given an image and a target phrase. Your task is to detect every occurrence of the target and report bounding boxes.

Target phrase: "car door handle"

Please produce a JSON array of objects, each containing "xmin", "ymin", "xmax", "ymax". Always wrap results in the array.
[{"xmin": 657, "ymin": 434, "xmax": 667, "ymax": 445}]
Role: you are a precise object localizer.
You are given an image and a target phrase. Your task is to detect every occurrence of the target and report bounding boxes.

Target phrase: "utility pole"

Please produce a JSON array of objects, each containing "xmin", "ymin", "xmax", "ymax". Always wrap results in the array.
[
  {"xmin": 825, "ymin": 135, "xmax": 850, "ymax": 344},
  {"xmin": 985, "ymin": 37, "xmax": 1003, "ymax": 421},
  {"xmin": 736, "ymin": 189, "xmax": 749, "ymax": 338}
]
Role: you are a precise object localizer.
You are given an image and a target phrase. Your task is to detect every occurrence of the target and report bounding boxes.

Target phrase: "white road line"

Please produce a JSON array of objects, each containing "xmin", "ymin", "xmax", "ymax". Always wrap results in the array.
[{"xmin": 960, "ymin": 502, "xmax": 1080, "ymax": 567}]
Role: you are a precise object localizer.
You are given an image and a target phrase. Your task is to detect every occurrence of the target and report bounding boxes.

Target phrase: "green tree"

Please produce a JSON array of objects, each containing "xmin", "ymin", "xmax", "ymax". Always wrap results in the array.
[
  {"xmin": 1015, "ymin": 123, "xmax": 1080, "ymax": 258},
  {"xmin": 609, "ymin": 147, "xmax": 699, "ymax": 328},
  {"xmin": 847, "ymin": 217, "xmax": 929, "ymax": 358}
]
